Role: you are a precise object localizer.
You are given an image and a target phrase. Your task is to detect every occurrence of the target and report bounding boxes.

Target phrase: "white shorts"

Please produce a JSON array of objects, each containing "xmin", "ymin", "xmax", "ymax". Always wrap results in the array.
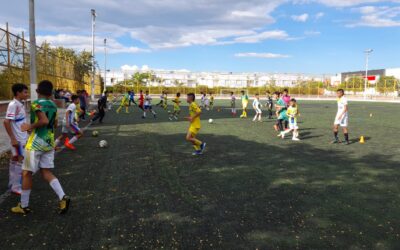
[
  {"xmin": 23, "ymin": 150, "xmax": 55, "ymax": 174},
  {"xmin": 254, "ymin": 108, "xmax": 262, "ymax": 114},
  {"xmin": 289, "ymin": 117, "xmax": 298, "ymax": 130},
  {"xmin": 334, "ymin": 115, "xmax": 348, "ymax": 127},
  {"xmin": 62, "ymin": 121, "xmax": 81, "ymax": 134},
  {"xmin": 11, "ymin": 143, "xmax": 25, "ymax": 158}
]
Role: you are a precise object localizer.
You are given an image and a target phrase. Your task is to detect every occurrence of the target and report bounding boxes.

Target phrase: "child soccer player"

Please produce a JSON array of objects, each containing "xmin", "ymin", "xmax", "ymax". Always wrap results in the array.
[
  {"xmin": 91, "ymin": 91, "xmax": 108, "ymax": 124},
  {"xmin": 143, "ymin": 91, "xmax": 157, "ymax": 119},
  {"xmin": 162, "ymin": 92, "xmax": 168, "ymax": 110},
  {"xmin": 156, "ymin": 91, "xmax": 165, "ymax": 107},
  {"xmin": 209, "ymin": 93, "xmax": 214, "ymax": 110},
  {"xmin": 332, "ymin": 89, "xmax": 350, "ymax": 145},
  {"xmin": 200, "ymin": 92, "xmax": 205, "ymax": 109},
  {"xmin": 128, "ymin": 91, "xmax": 137, "ymax": 106},
  {"xmin": 265, "ymin": 91, "xmax": 274, "ymax": 119},
  {"xmin": 4, "ymin": 83, "xmax": 29, "ymax": 195},
  {"xmin": 230, "ymin": 92, "xmax": 237, "ymax": 116},
  {"xmin": 169, "ymin": 92, "xmax": 181, "ymax": 120},
  {"xmin": 55, "ymin": 95, "xmax": 83, "ymax": 151},
  {"xmin": 138, "ymin": 90, "xmax": 145, "ymax": 112},
  {"xmin": 185, "ymin": 93, "xmax": 206, "ymax": 155},
  {"xmin": 274, "ymin": 92, "xmax": 289, "ymax": 135},
  {"xmin": 281, "ymin": 98, "xmax": 300, "ymax": 141},
  {"xmin": 116, "ymin": 92, "xmax": 129, "ymax": 114},
  {"xmin": 252, "ymin": 94, "xmax": 262, "ymax": 122},
  {"xmin": 240, "ymin": 90, "xmax": 249, "ymax": 118},
  {"xmin": 204, "ymin": 95, "xmax": 210, "ymax": 111},
  {"xmin": 12, "ymin": 80, "xmax": 70, "ymax": 215}
]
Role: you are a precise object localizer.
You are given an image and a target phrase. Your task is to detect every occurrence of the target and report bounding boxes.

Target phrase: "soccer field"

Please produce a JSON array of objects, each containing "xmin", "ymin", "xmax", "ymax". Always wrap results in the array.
[{"xmin": 0, "ymin": 100, "xmax": 399, "ymax": 249}]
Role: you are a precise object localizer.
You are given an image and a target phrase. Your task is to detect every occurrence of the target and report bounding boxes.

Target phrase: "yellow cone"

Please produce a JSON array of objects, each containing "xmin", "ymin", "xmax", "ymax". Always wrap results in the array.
[{"xmin": 360, "ymin": 136, "xmax": 365, "ymax": 144}]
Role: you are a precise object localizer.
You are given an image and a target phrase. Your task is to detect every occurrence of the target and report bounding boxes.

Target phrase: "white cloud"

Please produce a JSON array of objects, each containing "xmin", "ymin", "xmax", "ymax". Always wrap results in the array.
[
  {"xmin": 36, "ymin": 34, "xmax": 149, "ymax": 54},
  {"xmin": 315, "ymin": 12, "xmax": 325, "ymax": 19},
  {"xmin": 304, "ymin": 30, "xmax": 321, "ymax": 35},
  {"xmin": 348, "ymin": 6, "xmax": 400, "ymax": 27},
  {"xmin": 235, "ymin": 52, "xmax": 291, "ymax": 58},
  {"xmin": 292, "ymin": 13, "xmax": 309, "ymax": 22},
  {"xmin": 233, "ymin": 30, "xmax": 290, "ymax": 43}
]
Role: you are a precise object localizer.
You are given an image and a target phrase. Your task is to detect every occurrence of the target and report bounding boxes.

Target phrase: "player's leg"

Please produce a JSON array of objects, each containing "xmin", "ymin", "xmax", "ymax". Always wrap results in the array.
[
  {"xmin": 99, "ymin": 108, "xmax": 105, "ymax": 123},
  {"xmin": 332, "ymin": 123, "xmax": 340, "ymax": 143},
  {"xmin": 342, "ymin": 126, "xmax": 349, "ymax": 145},
  {"xmin": 186, "ymin": 128, "xmax": 204, "ymax": 154},
  {"xmin": 11, "ymin": 149, "xmax": 38, "ymax": 214},
  {"xmin": 150, "ymin": 106, "xmax": 157, "ymax": 118},
  {"xmin": 39, "ymin": 151, "xmax": 70, "ymax": 214}
]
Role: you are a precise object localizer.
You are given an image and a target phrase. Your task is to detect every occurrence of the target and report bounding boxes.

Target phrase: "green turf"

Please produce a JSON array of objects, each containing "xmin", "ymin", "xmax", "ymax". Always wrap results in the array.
[{"xmin": 0, "ymin": 100, "xmax": 399, "ymax": 249}]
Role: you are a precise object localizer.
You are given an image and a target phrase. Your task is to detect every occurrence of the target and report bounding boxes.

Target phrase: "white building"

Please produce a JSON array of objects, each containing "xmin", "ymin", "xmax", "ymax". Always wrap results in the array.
[{"xmin": 104, "ymin": 68, "xmax": 328, "ymax": 88}]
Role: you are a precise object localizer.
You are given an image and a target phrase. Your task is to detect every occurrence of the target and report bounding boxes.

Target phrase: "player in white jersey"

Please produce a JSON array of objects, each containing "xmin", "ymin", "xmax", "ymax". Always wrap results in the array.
[
  {"xmin": 143, "ymin": 90, "xmax": 157, "ymax": 119},
  {"xmin": 3, "ymin": 84, "xmax": 29, "ymax": 195},
  {"xmin": 230, "ymin": 92, "xmax": 237, "ymax": 116},
  {"xmin": 332, "ymin": 89, "xmax": 350, "ymax": 145},
  {"xmin": 55, "ymin": 95, "xmax": 83, "ymax": 150},
  {"xmin": 252, "ymin": 94, "xmax": 262, "ymax": 122}
]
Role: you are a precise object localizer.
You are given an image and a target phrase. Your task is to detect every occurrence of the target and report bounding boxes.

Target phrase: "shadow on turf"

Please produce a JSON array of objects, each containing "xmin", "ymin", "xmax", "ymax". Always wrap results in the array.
[{"xmin": 0, "ymin": 127, "xmax": 398, "ymax": 250}]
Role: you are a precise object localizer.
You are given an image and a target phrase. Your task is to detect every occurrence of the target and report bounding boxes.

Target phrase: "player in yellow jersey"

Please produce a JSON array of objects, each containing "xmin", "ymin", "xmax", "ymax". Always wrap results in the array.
[
  {"xmin": 116, "ymin": 92, "xmax": 129, "ymax": 114},
  {"xmin": 209, "ymin": 93, "xmax": 215, "ymax": 110},
  {"xmin": 185, "ymin": 93, "xmax": 206, "ymax": 155},
  {"xmin": 11, "ymin": 80, "xmax": 70, "ymax": 215},
  {"xmin": 169, "ymin": 93, "xmax": 181, "ymax": 121},
  {"xmin": 240, "ymin": 90, "xmax": 249, "ymax": 118},
  {"xmin": 280, "ymin": 98, "xmax": 300, "ymax": 141}
]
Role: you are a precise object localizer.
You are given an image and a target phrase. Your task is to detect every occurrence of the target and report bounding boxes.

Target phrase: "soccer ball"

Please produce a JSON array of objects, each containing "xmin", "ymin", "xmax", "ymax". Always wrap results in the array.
[
  {"xmin": 92, "ymin": 130, "xmax": 99, "ymax": 137},
  {"xmin": 209, "ymin": 119, "xmax": 214, "ymax": 124},
  {"xmin": 99, "ymin": 140, "xmax": 108, "ymax": 148}
]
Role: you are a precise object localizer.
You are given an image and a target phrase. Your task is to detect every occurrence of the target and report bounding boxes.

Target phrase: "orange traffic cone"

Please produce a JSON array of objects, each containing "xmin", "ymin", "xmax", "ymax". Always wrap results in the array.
[{"xmin": 359, "ymin": 136, "xmax": 365, "ymax": 144}]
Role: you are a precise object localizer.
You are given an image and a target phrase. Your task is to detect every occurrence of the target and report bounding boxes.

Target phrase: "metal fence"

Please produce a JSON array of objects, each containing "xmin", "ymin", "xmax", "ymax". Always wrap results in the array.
[{"xmin": 0, "ymin": 23, "xmax": 102, "ymax": 100}]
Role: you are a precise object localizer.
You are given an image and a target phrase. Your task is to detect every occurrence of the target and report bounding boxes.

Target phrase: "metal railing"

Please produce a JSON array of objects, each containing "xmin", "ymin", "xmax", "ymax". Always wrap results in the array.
[{"xmin": 0, "ymin": 23, "xmax": 102, "ymax": 100}]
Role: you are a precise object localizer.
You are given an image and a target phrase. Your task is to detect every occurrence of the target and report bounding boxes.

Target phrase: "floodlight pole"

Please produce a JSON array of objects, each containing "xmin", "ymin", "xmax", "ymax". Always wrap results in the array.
[
  {"xmin": 364, "ymin": 49, "xmax": 373, "ymax": 100},
  {"xmin": 91, "ymin": 9, "xmax": 96, "ymax": 101},
  {"xmin": 29, "ymin": 0, "xmax": 37, "ymax": 100},
  {"xmin": 104, "ymin": 38, "xmax": 107, "ymax": 89}
]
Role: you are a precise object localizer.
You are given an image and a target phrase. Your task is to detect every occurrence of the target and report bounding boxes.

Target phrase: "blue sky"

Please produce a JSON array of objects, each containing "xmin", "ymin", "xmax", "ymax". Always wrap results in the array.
[{"xmin": 1, "ymin": 0, "xmax": 399, "ymax": 74}]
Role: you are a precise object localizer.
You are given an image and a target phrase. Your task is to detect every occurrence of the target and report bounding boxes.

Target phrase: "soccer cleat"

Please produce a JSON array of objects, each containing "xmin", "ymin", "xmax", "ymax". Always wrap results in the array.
[
  {"xmin": 192, "ymin": 150, "xmax": 203, "ymax": 156},
  {"xmin": 58, "ymin": 195, "xmax": 71, "ymax": 214},
  {"xmin": 11, "ymin": 189, "xmax": 22, "ymax": 196},
  {"xmin": 330, "ymin": 139, "xmax": 341, "ymax": 144},
  {"xmin": 64, "ymin": 138, "xmax": 76, "ymax": 150},
  {"xmin": 11, "ymin": 203, "xmax": 32, "ymax": 215},
  {"xmin": 343, "ymin": 141, "xmax": 350, "ymax": 145},
  {"xmin": 281, "ymin": 133, "xmax": 285, "ymax": 139},
  {"xmin": 277, "ymin": 132, "xmax": 283, "ymax": 137},
  {"xmin": 169, "ymin": 117, "xmax": 173, "ymax": 121},
  {"xmin": 292, "ymin": 137, "xmax": 300, "ymax": 141},
  {"xmin": 200, "ymin": 142, "xmax": 206, "ymax": 153}
]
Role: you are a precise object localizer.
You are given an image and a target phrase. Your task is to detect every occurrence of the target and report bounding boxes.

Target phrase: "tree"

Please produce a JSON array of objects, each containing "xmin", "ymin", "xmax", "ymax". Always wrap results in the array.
[{"xmin": 376, "ymin": 76, "xmax": 399, "ymax": 93}]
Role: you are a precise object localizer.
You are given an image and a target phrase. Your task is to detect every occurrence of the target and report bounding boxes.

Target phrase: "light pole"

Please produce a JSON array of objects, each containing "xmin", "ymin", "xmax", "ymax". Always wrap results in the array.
[
  {"xmin": 91, "ymin": 9, "xmax": 96, "ymax": 101},
  {"xmin": 104, "ymin": 38, "xmax": 107, "ymax": 90},
  {"xmin": 29, "ymin": 0, "xmax": 37, "ymax": 100},
  {"xmin": 364, "ymin": 49, "xmax": 373, "ymax": 100}
]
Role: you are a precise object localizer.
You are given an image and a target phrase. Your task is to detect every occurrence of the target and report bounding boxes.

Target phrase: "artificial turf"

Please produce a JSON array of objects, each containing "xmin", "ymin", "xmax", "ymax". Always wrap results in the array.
[{"xmin": 0, "ymin": 99, "xmax": 399, "ymax": 249}]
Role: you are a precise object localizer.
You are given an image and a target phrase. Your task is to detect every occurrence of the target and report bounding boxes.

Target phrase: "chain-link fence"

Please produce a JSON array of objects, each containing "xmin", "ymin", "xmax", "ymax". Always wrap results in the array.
[
  {"xmin": 0, "ymin": 24, "xmax": 102, "ymax": 100},
  {"xmin": 108, "ymin": 79, "xmax": 400, "ymax": 101}
]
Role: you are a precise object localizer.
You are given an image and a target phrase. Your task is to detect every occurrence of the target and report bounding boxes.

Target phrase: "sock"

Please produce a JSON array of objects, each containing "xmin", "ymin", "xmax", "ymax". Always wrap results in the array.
[
  {"xmin": 21, "ymin": 189, "xmax": 31, "ymax": 208},
  {"xmin": 193, "ymin": 145, "xmax": 201, "ymax": 151},
  {"xmin": 9, "ymin": 161, "xmax": 16, "ymax": 188},
  {"xmin": 14, "ymin": 162, "xmax": 23, "ymax": 190},
  {"xmin": 125, "ymin": 107, "xmax": 129, "ymax": 113},
  {"xmin": 278, "ymin": 120, "xmax": 284, "ymax": 131},
  {"xmin": 49, "ymin": 179, "xmax": 65, "ymax": 200},
  {"xmin": 143, "ymin": 112, "xmax": 146, "ymax": 117},
  {"xmin": 69, "ymin": 136, "xmax": 78, "ymax": 145},
  {"xmin": 344, "ymin": 133, "xmax": 349, "ymax": 142},
  {"xmin": 334, "ymin": 131, "xmax": 338, "ymax": 140}
]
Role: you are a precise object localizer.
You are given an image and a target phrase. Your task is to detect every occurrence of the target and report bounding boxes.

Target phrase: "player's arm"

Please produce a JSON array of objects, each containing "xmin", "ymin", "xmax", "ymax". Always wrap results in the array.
[
  {"xmin": 3, "ymin": 119, "xmax": 18, "ymax": 146},
  {"xmin": 338, "ymin": 105, "xmax": 348, "ymax": 119},
  {"xmin": 21, "ymin": 111, "xmax": 49, "ymax": 132}
]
